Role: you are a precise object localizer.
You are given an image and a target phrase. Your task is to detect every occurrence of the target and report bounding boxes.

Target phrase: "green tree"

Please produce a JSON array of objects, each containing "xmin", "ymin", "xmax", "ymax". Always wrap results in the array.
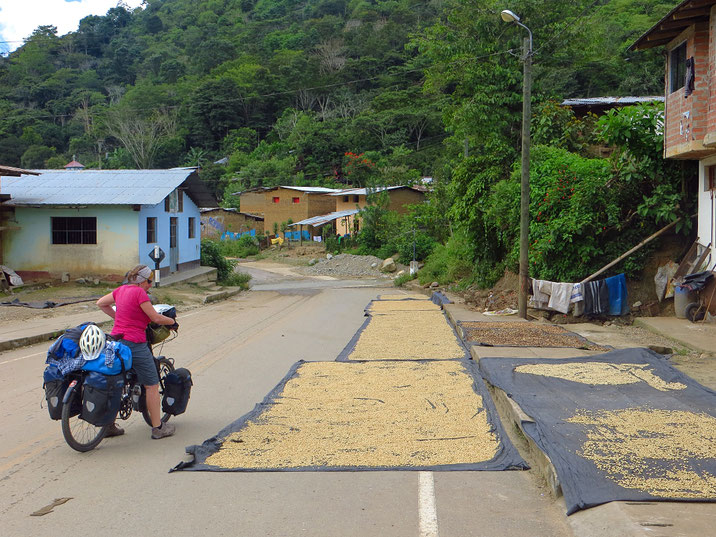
[{"xmin": 21, "ymin": 145, "xmax": 56, "ymax": 168}]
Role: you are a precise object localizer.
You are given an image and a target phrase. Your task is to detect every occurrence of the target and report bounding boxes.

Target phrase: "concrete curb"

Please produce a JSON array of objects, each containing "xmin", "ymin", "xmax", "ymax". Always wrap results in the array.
[
  {"xmin": 0, "ymin": 286, "xmax": 240, "ymax": 352},
  {"xmin": 0, "ymin": 319, "xmax": 114, "ymax": 353},
  {"xmin": 203, "ymin": 288, "xmax": 243, "ymax": 304},
  {"xmin": 441, "ymin": 304, "xmax": 564, "ymax": 498}
]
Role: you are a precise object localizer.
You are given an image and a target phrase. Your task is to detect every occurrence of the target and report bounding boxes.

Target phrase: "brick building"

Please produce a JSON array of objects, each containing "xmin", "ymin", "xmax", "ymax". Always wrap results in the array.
[
  {"xmin": 240, "ymin": 186, "xmax": 340, "ymax": 236},
  {"xmin": 631, "ymin": 0, "xmax": 716, "ymax": 312},
  {"xmin": 329, "ymin": 186, "xmax": 427, "ymax": 234}
]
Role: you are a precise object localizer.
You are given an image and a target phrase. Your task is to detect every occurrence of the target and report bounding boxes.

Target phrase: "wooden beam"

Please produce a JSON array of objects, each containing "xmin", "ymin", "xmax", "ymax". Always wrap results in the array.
[
  {"xmin": 673, "ymin": 7, "xmax": 711, "ymax": 19},
  {"xmin": 658, "ymin": 17, "xmax": 703, "ymax": 30},
  {"xmin": 581, "ymin": 216, "xmax": 692, "ymax": 284},
  {"xmin": 684, "ymin": 0, "xmax": 716, "ymax": 9},
  {"xmin": 646, "ymin": 30, "xmax": 681, "ymax": 41}
]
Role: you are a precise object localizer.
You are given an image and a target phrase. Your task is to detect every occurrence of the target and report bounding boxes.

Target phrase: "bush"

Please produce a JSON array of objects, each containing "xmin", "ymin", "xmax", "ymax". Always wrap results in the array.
[
  {"xmin": 221, "ymin": 270, "xmax": 252, "ymax": 289},
  {"xmin": 201, "ymin": 239, "xmax": 237, "ymax": 281},
  {"xmin": 395, "ymin": 230, "xmax": 436, "ymax": 265},
  {"xmin": 218, "ymin": 235, "xmax": 260, "ymax": 258},
  {"xmin": 418, "ymin": 229, "xmax": 477, "ymax": 286}
]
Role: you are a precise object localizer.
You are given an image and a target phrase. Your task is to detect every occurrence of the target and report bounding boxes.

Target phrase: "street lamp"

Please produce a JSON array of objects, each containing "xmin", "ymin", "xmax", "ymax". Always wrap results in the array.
[{"xmin": 501, "ymin": 9, "xmax": 533, "ymax": 320}]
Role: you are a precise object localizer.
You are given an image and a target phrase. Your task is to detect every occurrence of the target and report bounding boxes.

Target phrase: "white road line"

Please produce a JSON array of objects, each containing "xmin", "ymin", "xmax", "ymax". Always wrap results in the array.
[
  {"xmin": 418, "ymin": 471, "xmax": 439, "ymax": 537},
  {"xmin": 0, "ymin": 351, "xmax": 44, "ymax": 366}
]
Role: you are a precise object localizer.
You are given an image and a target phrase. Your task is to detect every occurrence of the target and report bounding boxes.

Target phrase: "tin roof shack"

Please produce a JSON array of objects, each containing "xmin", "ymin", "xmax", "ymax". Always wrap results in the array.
[
  {"xmin": 329, "ymin": 186, "xmax": 428, "ymax": 235},
  {"xmin": 0, "ymin": 168, "xmax": 217, "ymax": 281},
  {"xmin": 631, "ymin": 0, "xmax": 716, "ymax": 285},
  {"xmin": 561, "ymin": 96, "xmax": 665, "ymax": 118},
  {"xmin": 200, "ymin": 208, "xmax": 263, "ymax": 240},
  {"xmin": 261, "ymin": 186, "xmax": 339, "ymax": 236}
]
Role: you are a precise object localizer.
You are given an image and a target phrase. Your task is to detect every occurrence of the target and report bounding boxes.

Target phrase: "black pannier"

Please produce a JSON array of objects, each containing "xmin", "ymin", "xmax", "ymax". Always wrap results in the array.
[
  {"xmin": 162, "ymin": 367, "xmax": 192, "ymax": 415},
  {"xmin": 81, "ymin": 372, "xmax": 124, "ymax": 426},
  {"xmin": 43, "ymin": 365, "xmax": 67, "ymax": 420}
]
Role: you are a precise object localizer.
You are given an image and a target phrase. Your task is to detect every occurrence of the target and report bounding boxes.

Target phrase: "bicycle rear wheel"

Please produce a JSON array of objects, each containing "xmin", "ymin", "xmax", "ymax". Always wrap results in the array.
[
  {"xmin": 141, "ymin": 357, "xmax": 175, "ymax": 427},
  {"xmin": 61, "ymin": 387, "xmax": 107, "ymax": 452}
]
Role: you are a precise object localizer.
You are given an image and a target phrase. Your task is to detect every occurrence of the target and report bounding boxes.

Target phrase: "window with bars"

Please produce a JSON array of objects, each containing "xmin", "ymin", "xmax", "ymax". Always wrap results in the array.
[
  {"xmin": 188, "ymin": 217, "xmax": 196, "ymax": 238},
  {"xmin": 147, "ymin": 217, "xmax": 157, "ymax": 243},
  {"xmin": 51, "ymin": 217, "xmax": 97, "ymax": 245},
  {"xmin": 178, "ymin": 190, "xmax": 183, "ymax": 212},
  {"xmin": 292, "ymin": 197, "xmax": 300, "ymax": 204}
]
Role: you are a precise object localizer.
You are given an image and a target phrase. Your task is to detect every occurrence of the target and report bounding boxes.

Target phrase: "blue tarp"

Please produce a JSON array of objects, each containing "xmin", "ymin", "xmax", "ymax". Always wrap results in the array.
[
  {"xmin": 221, "ymin": 229, "xmax": 256, "ymax": 241},
  {"xmin": 284, "ymin": 230, "xmax": 311, "ymax": 241}
]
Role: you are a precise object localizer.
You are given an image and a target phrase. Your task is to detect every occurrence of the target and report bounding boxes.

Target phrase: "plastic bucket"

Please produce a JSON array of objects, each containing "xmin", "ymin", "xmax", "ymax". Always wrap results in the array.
[{"xmin": 674, "ymin": 285, "xmax": 696, "ymax": 319}]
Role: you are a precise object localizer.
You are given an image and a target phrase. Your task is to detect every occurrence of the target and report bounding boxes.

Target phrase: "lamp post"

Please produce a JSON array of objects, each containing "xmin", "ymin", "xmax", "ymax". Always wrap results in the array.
[{"xmin": 501, "ymin": 9, "xmax": 533, "ymax": 320}]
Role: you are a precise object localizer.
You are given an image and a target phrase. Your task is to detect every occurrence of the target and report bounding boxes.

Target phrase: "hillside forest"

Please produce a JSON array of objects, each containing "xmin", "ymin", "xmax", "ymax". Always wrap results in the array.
[{"xmin": 0, "ymin": 0, "xmax": 697, "ymax": 287}]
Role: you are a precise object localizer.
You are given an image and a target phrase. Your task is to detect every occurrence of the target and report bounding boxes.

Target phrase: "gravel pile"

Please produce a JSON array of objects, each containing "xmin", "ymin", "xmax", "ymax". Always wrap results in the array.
[{"xmin": 299, "ymin": 253, "xmax": 393, "ymax": 279}]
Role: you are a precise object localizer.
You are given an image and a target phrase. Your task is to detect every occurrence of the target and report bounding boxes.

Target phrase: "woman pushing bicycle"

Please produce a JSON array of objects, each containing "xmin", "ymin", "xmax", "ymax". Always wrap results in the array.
[{"xmin": 97, "ymin": 264, "xmax": 178, "ymax": 439}]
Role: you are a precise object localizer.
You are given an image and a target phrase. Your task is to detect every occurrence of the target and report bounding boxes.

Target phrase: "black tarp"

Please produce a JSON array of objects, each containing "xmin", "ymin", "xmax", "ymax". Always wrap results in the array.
[
  {"xmin": 478, "ymin": 348, "xmax": 716, "ymax": 514},
  {"xmin": 172, "ymin": 359, "xmax": 528, "ymax": 473}
]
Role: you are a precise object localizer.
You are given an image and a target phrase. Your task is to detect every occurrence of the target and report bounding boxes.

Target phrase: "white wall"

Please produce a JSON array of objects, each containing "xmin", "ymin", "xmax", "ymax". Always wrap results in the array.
[{"xmin": 697, "ymin": 160, "xmax": 716, "ymax": 268}]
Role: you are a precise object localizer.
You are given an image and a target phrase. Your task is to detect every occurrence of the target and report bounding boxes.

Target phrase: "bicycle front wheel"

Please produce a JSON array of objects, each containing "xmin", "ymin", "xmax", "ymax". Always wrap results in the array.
[
  {"xmin": 141, "ymin": 357, "xmax": 175, "ymax": 427},
  {"xmin": 61, "ymin": 388, "xmax": 107, "ymax": 452}
]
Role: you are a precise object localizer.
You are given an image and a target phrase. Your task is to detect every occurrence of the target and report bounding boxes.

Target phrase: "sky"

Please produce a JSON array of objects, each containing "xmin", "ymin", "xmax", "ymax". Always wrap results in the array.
[{"xmin": 0, "ymin": 0, "xmax": 144, "ymax": 54}]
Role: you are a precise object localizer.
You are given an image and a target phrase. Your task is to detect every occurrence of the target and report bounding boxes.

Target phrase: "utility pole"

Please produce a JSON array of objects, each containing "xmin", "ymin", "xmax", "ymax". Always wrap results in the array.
[
  {"xmin": 501, "ymin": 9, "xmax": 533, "ymax": 320},
  {"xmin": 518, "ymin": 35, "xmax": 532, "ymax": 319}
]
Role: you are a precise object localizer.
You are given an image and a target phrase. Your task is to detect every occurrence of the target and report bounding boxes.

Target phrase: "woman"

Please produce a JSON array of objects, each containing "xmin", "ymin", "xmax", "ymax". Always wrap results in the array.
[{"xmin": 97, "ymin": 265, "xmax": 178, "ymax": 439}]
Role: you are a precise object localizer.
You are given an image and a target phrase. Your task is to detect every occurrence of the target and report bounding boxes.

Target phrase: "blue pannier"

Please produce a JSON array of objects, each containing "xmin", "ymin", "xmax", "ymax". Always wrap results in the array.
[
  {"xmin": 82, "ymin": 341, "xmax": 132, "ymax": 375},
  {"xmin": 81, "ymin": 371, "xmax": 124, "ymax": 426}
]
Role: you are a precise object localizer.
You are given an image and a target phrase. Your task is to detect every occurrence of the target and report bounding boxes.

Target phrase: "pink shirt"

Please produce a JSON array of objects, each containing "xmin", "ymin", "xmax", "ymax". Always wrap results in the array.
[{"xmin": 111, "ymin": 285, "xmax": 151, "ymax": 343}]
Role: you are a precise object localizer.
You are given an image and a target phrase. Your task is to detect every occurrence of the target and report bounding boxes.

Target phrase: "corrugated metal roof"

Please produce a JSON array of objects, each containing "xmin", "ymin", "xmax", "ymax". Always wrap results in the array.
[
  {"xmin": 0, "ymin": 169, "xmax": 215, "ymax": 206},
  {"xmin": 329, "ymin": 186, "xmax": 406, "ymax": 196},
  {"xmin": 277, "ymin": 186, "xmax": 342, "ymax": 193},
  {"xmin": 290, "ymin": 209, "xmax": 360, "ymax": 227},
  {"xmin": 561, "ymin": 96, "xmax": 664, "ymax": 107},
  {"xmin": 232, "ymin": 185, "xmax": 342, "ymax": 196},
  {"xmin": 200, "ymin": 207, "xmax": 263, "ymax": 220}
]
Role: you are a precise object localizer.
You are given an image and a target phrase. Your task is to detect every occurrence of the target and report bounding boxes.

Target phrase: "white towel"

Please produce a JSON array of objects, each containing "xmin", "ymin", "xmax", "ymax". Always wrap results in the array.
[{"xmin": 548, "ymin": 282, "xmax": 574, "ymax": 314}]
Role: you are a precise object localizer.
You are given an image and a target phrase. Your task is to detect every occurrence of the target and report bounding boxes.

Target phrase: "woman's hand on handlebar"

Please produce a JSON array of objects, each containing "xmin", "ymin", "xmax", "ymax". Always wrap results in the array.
[{"xmin": 170, "ymin": 321, "xmax": 179, "ymax": 332}]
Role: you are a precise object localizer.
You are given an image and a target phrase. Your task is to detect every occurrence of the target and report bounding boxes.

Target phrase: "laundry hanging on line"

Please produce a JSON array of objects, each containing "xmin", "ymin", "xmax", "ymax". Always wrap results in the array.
[{"xmin": 530, "ymin": 274, "xmax": 628, "ymax": 317}]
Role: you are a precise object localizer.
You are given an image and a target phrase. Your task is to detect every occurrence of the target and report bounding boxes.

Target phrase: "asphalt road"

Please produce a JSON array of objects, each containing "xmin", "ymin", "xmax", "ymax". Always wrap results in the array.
[{"xmin": 1, "ymin": 266, "xmax": 572, "ymax": 537}]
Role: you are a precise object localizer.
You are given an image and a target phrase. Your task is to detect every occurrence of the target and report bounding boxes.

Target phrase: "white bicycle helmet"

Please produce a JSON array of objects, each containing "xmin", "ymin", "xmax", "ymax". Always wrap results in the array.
[{"xmin": 79, "ymin": 324, "xmax": 106, "ymax": 361}]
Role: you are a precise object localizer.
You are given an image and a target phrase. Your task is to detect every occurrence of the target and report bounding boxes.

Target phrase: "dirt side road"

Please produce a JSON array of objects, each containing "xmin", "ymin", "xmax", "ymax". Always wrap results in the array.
[{"xmin": 1, "ymin": 271, "xmax": 571, "ymax": 537}]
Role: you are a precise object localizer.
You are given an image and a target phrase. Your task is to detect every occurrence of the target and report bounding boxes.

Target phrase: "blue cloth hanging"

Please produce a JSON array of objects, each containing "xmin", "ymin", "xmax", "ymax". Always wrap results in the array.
[{"xmin": 605, "ymin": 273, "xmax": 629, "ymax": 316}]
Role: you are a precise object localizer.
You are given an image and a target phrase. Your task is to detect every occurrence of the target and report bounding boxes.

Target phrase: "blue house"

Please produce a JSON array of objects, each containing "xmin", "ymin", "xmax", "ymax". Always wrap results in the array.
[{"xmin": 0, "ymin": 168, "xmax": 217, "ymax": 281}]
